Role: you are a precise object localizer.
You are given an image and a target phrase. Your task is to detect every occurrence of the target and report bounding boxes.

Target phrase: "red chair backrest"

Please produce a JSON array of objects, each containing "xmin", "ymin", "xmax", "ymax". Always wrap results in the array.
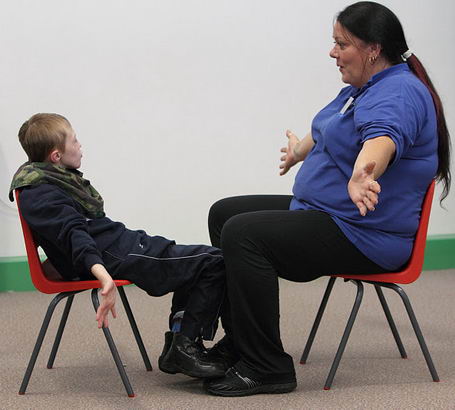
[
  {"xmin": 15, "ymin": 190, "xmax": 132, "ymax": 294},
  {"xmin": 333, "ymin": 179, "xmax": 436, "ymax": 284},
  {"xmin": 15, "ymin": 190, "xmax": 59, "ymax": 293}
]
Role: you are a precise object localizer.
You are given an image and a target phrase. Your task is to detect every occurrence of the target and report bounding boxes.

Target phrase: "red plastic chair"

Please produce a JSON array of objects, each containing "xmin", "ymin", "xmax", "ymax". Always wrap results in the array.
[
  {"xmin": 300, "ymin": 180, "xmax": 439, "ymax": 390},
  {"xmin": 15, "ymin": 190, "xmax": 152, "ymax": 397}
]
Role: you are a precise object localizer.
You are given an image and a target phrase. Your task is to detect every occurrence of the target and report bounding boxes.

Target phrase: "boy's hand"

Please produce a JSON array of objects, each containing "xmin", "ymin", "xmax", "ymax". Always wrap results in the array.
[
  {"xmin": 90, "ymin": 263, "xmax": 117, "ymax": 328},
  {"xmin": 96, "ymin": 280, "xmax": 117, "ymax": 328}
]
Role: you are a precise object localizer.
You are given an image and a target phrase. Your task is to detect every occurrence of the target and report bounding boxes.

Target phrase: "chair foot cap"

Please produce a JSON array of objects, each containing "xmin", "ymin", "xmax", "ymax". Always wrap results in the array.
[
  {"xmin": 128, "ymin": 394, "xmax": 136, "ymax": 398},
  {"xmin": 299, "ymin": 361, "xmax": 306, "ymax": 365},
  {"xmin": 323, "ymin": 387, "xmax": 330, "ymax": 390}
]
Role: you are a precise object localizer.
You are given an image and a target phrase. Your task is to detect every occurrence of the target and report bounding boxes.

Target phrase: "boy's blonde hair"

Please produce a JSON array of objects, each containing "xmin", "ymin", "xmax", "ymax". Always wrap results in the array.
[{"xmin": 18, "ymin": 113, "xmax": 72, "ymax": 162}]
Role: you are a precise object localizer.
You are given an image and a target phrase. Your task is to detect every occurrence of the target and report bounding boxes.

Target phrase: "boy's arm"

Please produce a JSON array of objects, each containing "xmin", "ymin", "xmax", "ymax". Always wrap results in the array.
[
  {"xmin": 20, "ymin": 184, "xmax": 105, "ymax": 275},
  {"xmin": 20, "ymin": 184, "xmax": 117, "ymax": 327}
]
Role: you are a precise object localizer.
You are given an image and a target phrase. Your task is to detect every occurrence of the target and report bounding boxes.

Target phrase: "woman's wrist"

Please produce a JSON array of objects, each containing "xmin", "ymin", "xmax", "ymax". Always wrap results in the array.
[
  {"xmin": 293, "ymin": 142, "xmax": 305, "ymax": 162},
  {"xmin": 292, "ymin": 133, "xmax": 314, "ymax": 163}
]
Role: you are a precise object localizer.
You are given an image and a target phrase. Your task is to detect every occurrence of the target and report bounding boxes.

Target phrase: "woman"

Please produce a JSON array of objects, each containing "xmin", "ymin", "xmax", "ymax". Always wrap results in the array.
[{"xmin": 204, "ymin": 1, "xmax": 451, "ymax": 397}]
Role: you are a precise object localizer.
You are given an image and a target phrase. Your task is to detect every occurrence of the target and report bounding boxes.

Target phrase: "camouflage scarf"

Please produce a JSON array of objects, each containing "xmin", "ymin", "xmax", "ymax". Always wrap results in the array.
[{"xmin": 9, "ymin": 162, "xmax": 105, "ymax": 219}]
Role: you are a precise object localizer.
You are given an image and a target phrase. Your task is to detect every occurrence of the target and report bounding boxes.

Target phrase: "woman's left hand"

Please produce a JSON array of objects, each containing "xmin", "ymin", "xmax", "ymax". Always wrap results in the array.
[{"xmin": 348, "ymin": 161, "xmax": 381, "ymax": 216}]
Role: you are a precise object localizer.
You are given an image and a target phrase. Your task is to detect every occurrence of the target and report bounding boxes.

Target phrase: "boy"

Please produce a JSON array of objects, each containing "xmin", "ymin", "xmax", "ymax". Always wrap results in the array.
[{"xmin": 9, "ymin": 113, "xmax": 231, "ymax": 379}]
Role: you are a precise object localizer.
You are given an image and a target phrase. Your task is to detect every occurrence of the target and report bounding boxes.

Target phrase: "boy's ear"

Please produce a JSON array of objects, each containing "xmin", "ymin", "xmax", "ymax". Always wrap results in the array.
[{"xmin": 48, "ymin": 149, "xmax": 61, "ymax": 164}]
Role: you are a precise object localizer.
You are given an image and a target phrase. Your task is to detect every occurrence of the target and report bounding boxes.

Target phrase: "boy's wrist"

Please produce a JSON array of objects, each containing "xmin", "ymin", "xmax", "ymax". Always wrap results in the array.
[{"xmin": 90, "ymin": 263, "xmax": 112, "ymax": 284}]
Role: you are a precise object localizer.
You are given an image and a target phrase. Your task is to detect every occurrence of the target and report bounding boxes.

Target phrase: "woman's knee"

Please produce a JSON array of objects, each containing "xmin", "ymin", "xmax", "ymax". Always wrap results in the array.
[
  {"xmin": 208, "ymin": 198, "xmax": 233, "ymax": 247},
  {"xmin": 208, "ymin": 198, "xmax": 229, "ymax": 228},
  {"xmin": 220, "ymin": 213, "xmax": 254, "ymax": 253}
]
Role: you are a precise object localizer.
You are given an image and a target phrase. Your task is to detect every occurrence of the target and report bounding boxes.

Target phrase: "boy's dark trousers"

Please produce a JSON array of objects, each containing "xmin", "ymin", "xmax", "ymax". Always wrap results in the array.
[{"xmin": 101, "ymin": 231, "xmax": 226, "ymax": 340}]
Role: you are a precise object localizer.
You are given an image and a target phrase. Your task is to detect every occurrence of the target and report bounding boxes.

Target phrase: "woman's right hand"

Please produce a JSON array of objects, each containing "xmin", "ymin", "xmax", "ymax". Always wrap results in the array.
[{"xmin": 279, "ymin": 130, "xmax": 301, "ymax": 175}]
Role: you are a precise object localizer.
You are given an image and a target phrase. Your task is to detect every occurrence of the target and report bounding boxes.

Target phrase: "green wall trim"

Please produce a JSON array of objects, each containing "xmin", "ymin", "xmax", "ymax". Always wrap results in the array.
[
  {"xmin": 1, "ymin": 235, "xmax": 454, "ymax": 292},
  {"xmin": 422, "ymin": 234, "xmax": 455, "ymax": 270},
  {"xmin": 0, "ymin": 257, "xmax": 34, "ymax": 292}
]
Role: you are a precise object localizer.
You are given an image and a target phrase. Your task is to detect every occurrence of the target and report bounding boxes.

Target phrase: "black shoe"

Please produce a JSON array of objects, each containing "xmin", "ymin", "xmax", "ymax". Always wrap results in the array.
[
  {"xmin": 158, "ymin": 331, "xmax": 178, "ymax": 374},
  {"xmin": 160, "ymin": 332, "xmax": 226, "ymax": 379},
  {"xmin": 205, "ymin": 367, "xmax": 297, "ymax": 397},
  {"xmin": 205, "ymin": 336, "xmax": 240, "ymax": 369}
]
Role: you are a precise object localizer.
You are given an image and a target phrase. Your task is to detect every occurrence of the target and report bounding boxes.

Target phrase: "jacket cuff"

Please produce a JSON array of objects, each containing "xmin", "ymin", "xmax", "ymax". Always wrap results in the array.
[{"xmin": 84, "ymin": 254, "xmax": 105, "ymax": 274}]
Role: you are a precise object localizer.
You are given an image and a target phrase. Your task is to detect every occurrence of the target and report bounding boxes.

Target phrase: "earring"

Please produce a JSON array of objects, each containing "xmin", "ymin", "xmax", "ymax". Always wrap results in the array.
[{"xmin": 369, "ymin": 55, "xmax": 377, "ymax": 64}]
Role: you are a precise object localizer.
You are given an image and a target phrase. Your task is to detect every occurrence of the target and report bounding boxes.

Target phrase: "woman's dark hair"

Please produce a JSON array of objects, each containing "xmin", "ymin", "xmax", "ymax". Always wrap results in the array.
[{"xmin": 338, "ymin": 1, "xmax": 451, "ymax": 202}]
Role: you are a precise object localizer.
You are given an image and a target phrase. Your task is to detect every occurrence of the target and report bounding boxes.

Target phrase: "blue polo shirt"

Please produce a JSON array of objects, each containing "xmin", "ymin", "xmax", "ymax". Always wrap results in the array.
[{"xmin": 290, "ymin": 64, "xmax": 438, "ymax": 270}]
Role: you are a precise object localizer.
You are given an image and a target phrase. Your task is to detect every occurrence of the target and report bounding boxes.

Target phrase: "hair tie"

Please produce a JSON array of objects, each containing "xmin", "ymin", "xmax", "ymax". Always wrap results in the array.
[{"xmin": 401, "ymin": 50, "xmax": 413, "ymax": 61}]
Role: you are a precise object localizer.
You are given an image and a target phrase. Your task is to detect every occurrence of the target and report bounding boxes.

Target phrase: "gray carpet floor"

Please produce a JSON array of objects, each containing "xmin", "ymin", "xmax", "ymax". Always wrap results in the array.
[{"xmin": 1, "ymin": 270, "xmax": 454, "ymax": 410}]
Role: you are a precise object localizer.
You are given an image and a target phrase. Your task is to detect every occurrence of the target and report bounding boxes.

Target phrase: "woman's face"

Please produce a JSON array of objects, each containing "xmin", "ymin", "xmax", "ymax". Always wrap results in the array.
[{"xmin": 329, "ymin": 22, "xmax": 370, "ymax": 88}]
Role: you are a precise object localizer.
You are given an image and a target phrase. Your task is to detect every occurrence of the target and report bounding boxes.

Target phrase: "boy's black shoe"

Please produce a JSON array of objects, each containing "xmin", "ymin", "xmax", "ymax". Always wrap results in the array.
[
  {"xmin": 158, "ymin": 331, "xmax": 178, "ymax": 374},
  {"xmin": 205, "ymin": 367, "xmax": 297, "ymax": 397},
  {"xmin": 158, "ymin": 332, "xmax": 208, "ymax": 374},
  {"xmin": 205, "ymin": 336, "xmax": 240, "ymax": 369},
  {"xmin": 159, "ymin": 332, "xmax": 226, "ymax": 379}
]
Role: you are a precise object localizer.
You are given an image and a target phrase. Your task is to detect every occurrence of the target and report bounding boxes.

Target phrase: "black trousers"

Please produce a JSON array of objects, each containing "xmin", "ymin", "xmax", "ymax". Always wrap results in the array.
[
  {"xmin": 102, "ymin": 231, "xmax": 225, "ymax": 340},
  {"xmin": 208, "ymin": 195, "xmax": 387, "ymax": 382}
]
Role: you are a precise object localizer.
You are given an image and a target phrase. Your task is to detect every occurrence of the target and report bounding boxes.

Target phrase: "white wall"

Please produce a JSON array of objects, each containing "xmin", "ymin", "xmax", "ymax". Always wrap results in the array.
[{"xmin": 1, "ymin": 0, "xmax": 454, "ymax": 257}]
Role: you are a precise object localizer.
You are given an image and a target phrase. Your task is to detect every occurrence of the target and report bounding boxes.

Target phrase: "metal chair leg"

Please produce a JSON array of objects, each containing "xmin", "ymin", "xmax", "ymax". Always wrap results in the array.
[
  {"xmin": 374, "ymin": 285, "xmax": 407, "ymax": 359},
  {"xmin": 19, "ymin": 291, "xmax": 76, "ymax": 395},
  {"xmin": 91, "ymin": 289, "xmax": 135, "ymax": 397},
  {"xmin": 301, "ymin": 277, "xmax": 336, "ymax": 364},
  {"xmin": 117, "ymin": 286, "xmax": 152, "ymax": 371},
  {"xmin": 383, "ymin": 283, "xmax": 440, "ymax": 382},
  {"xmin": 324, "ymin": 280, "xmax": 364, "ymax": 390},
  {"xmin": 47, "ymin": 295, "xmax": 75, "ymax": 369}
]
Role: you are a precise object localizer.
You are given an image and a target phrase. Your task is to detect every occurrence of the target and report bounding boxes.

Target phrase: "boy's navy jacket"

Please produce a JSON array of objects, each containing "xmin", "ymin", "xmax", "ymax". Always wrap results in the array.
[{"xmin": 19, "ymin": 183, "xmax": 139, "ymax": 280}]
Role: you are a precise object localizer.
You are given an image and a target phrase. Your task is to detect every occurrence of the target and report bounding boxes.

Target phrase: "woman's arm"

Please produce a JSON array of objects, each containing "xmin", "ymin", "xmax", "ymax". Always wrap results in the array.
[
  {"xmin": 279, "ymin": 131, "xmax": 315, "ymax": 176},
  {"xmin": 348, "ymin": 136, "xmax": 396, "ymax": 216}
]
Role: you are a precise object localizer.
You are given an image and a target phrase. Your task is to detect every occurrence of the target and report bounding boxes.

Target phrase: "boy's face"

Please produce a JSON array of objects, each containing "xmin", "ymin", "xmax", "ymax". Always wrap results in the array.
[{"xmin": 59, "ymin": 127, "xmax": 83, "ymax": 169}]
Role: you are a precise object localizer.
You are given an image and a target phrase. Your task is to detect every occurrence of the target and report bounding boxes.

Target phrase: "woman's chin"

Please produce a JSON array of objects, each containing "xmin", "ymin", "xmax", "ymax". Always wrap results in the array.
[{"xmin": 340, "ymin": 74, "xmax": 350, "ymax": 84}]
